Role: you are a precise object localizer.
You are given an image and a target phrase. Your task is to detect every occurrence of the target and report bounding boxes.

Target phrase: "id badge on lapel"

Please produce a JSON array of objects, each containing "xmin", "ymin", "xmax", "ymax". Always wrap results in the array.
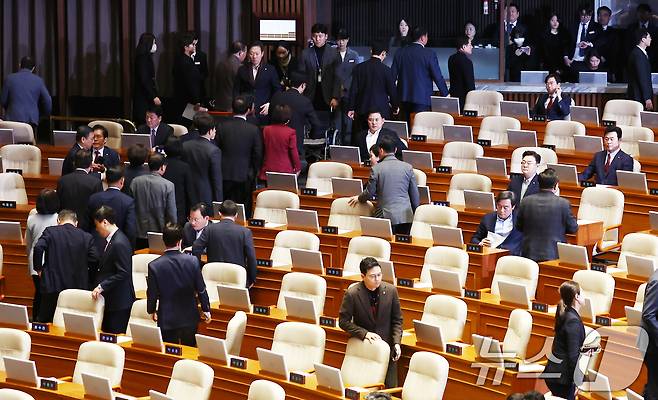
[{"xmin": 317, "ymin": 68, "xmax": 322, "ymax": 83}]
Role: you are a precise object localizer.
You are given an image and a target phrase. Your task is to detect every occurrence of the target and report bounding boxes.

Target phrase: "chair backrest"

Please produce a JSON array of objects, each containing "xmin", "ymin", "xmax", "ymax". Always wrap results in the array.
[
  {"xmin": 0, "ymin": 121, "xmax": 34, "ymax": 144},
  {"xmin": 271, "ymin": 321, "xmax": 326, "ymax": 371},
  {"xmin": 440, "ymin": 142, "xmax": 484, "ymax": 173},
  {"xmin": 635, "ymin": 283, "xmax": 648, "ymax": 309},
  {"xmin": 53, "ymin": 289, "xmax": 105, "ymax": 329},
  {"xmin": 419, "ymin": 246, "xmax": 469, "ymax": 287},
  {"xmin": 342, "ymin": 236, "xmax": 391, "ymax": 275},
  {"xmin": 0, "ymin": 244, "xmax": 3, "ymax": 276},
  {"xmin": 446, "ymin": 173, "xmax": 492, "ymax": 206},
  {"xmin": 202, "ymin": 262, "xmax": 247, "ymax": 302},
  {"xmin": 276, "ymin": 272, "xmax": 327, "ymax": 317},
  {"xmin": 72, "ymin": 341, "xmax": 125, "ymax": 386},
  {"xmin": 413, "ymin": 168, "xmax": 427, "ymax": 186},
  {"xmin": 573, "ymin": 269, "xmax": 616, "ymax": 316},
  {"xmin": 126, "ymin": 299, "xmax": 155, "ymax": 336},
  {"xmin": 634, "ymin": 159, "xmax": 642, "ymax": 172},
  {"xmin": 247, "ymin": 380, "xmax": 286, "ymax": 400},
  {"xmin": 410, "ymin": 205, "xmax": 459, "ymax": 240},
  {"xmin": 0, "ymin": 145, "xmax": 41, "ymax": 174},
  {"xmin": 306, "ymin": 162, "xmax": 353, "ymax": 193},
  {"xmin": 491, "ymin": 256, "xmax": 539, "ymax": 298},
  {"xmin": 270, "ymin": 230, "xmax": 320, "ymax": 267},
  {"xmin": 0, "ymin": 173, "xmax": 28, "ymax": 204},
  {"xmin": 169, "ymin": 124, "xmax": 188, "ymax": 138},
  {"xmin": 464, "ymin": 90, "xmax": 504, "ymax": 116},
  {"xmin": 253, "ymin": 190, "xmax": 300, "ymax": 224},
  {"xmin": 401, "ymin": 352, "xmax": 449, "ymax": 400},
  {"xmin": 577, "ymin": 187, "xmax": 624, "ymax": 243},
  {"xmin": 619, "ymin": 125, "xmax": 653, "ymax": 157},
  {"xmin": 543, "ymin": 120, "xmax": 586, "ymax": 150},
  {"xmin": 617, "ymin": 232, "xmax": 658, "ymax": 271},
  {"xmin": 88, "ymin": 120, "xmax": 123, "ymax": 149},
  {"xmin": 421, "ymin": 295, "xmax": 468, "ymax": 342},
  {"xmin": 478, "ymin": 116, "xmax": 521, "ymax": 146},
  {"xmin": 509, "ymin": 146, "xmax": 558, "ymax": 173},
  {"xmin": 226, "ymin": 311, "xmax": 247, "ymax": 356},
  {"xmin": 602, "ymin": 99, "xmax": 643, "ymax": 127},
  {"xmin": 410, "ymin": 111, "xmax": 454, "ymax": 140},
  {"xmin": 0, "ymin": 389, "xmax": 35, "ymax": 400},
  {"xmin": 166, "ymin": 359, "xmax": 215, "ymax": 400},
  {"xmin": 502, "ymin": 309, "xmax": 533, "ymax": 360},
  {"xmin": 0, "ymin": 328, "xmax": 31, "ymax": 371},
  {"xmin": 132, "ymin": 254, "xmax": 159, "ymax": 293},
  {"xmin": 340, "ymin": 337, "xmax": 390, "ymax": 387},
  {"xmin": 328, "ymin": 198, "xmax": 374, "ymax": 232}
]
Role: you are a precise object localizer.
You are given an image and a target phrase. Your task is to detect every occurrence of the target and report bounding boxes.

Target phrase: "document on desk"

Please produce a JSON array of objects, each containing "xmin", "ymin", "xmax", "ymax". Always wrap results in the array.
[
  {"xmin": 486, "ymin": 232, "xmax": 506, "ymax": 249},
  {"xmin": 577, "ymin": 219, "xmax": 598, "ymax": 225}
]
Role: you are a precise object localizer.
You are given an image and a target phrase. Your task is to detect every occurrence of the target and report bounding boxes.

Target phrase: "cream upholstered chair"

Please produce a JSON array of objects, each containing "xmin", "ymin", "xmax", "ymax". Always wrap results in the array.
[
  {"xmin": 328, "ymin": 197, "xmax": 374, "ymax": 231},
  {"xmin": 463, "ymin": 90, "xmax": 503, "ymax": 116},
  {"xmin": 126, "ymin": 299, "xmax": 155, "ymax": 336},
  {"xmin": 446, "ymin": 173, "xmax": 492, "ymax": 206},
  {"xmin": 602, "ymin": 99, "xmax": 643, "ymax": 126},
  {"xmin": 88, "ymin": 120, "xmax": 123, "ymax": 149},
  {"xmin": 413, "ymin": 168, "xmax": 427, "ymax": 186},
  {"xmin": 478, "ymin": 116, "xmax": 522, "ymax": 146},
  {"xmin": 248, "ymin": 380, "xmax": 285, "ymax": 400},
  {"xmin": 410, "ymin": 111, "xmax": 454, "ymax": 140},
  {"xmin": 0, "ymin": 389, "xmax": 35, "ymax": 400},
  {"xmin": 166, "ymin": 359, "xmax": 215, "ymax": 400},
  {"xmin": 340, "ymin": 337, "xmax": 390, "ymax": 387},
  {"xmin": 71, "ymin": 341, "xmax": 125, "ymax": 386},
  {"xmin": 577, "ymin": 187, "xmax": 624, "ymax": 252},
  {"xmin": 0, "ymin": 121, "xmax": 35, "ymax": 144},
  {"xmin": 202, "ymin": 262, "xmax": 247, "ymax": 302},
  {"xmin": 383, "ymin": 351, "xmax": 449, "ymax": 400},
  {"xmin": 271, "ymin": 321, "xmax": 326, "ymax": 371},
  {"xmin": 253, "ymin": 190, "xmax": 300, "ymax": 224},
  {"xmin": 510, "ymin": 146, "xmax": 558, "ymax": 173},
  {"xmin": 0, "ymin": 328, "xmax": 31, "ymax": 371},
  {"xmin": 635, "ymin": 283, "xmax": 648, "ymax": 309},
  {"xmin": 420, "ymin": 295, "xmax": 467, "ymax": 342},
  {"xmin": 169, "ymin": 124, "xmax": 188, "ymax": 138},
  {"xmin": 276, "ymin": 272, "xmax": 327, "ymax": 318},
  {"xmin": 619, "ymin": 125, "xmax": 653, "ymax": 157},
  {"xmin": 132, "ymin": 254, "xmax": 159, "ymax": 293},
  {"xmin": 616, "ymin": 233, "xmax": 658, "ymax": 271},
  {"xmin": 53, "ymin": 289, "xmax": 105, "ymax": 329},
  {"xmin": 342, "ymin": 236, "xmax": 391, "ymax": 276},
  {"xmin": 543, "ymin": 120, "xmax": 585, "ymax": 150},
  {"xmin": 634, "ymin": 159, "xmax": 642, "ymax": 172},
  {"xmin": 502, "ymin": 309, "xmax": 533, "ymax": 360},
  {"xmin": 440, "ymin": 142, "xmax": 484, "ymax": 172},
  {"xmin": 410, "ymin": 204, "xmax": 458, "ymax": 240},
  {"xmin": 306, "ymin": 162, "xmax": 353, "ymax": 193},
  {"xmin": 0, "ymin": 145, "xmax": 41, "ymax": 174},
  {"xmin": 0, "ymin": 173, "xmax": 28, "ymax": 204},
  {"xmin": 270, "ymin": 230, "xmax": 320, "ymax": 268},
  {"xmin": 419, "ymin": 246, "xmax": 469, "ymax": 288},
  {"xmin": 226, "ymin": 311, "xmax": 247, "ymax": 356},
  {"xmin": 490, "ymin": 256, "xmax": 540, "ymax": 299},
  {"xmin": 573, "ymin": 270, "xmax": 616, "ymax": 316}
]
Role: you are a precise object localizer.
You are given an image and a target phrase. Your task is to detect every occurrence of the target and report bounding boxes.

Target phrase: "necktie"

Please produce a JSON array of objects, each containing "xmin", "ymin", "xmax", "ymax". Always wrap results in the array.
[
  {"xmin": 94, "ymin": 150, "xmax": 100, "ymax": 162},
  {"xmin": 579, "ymin": 23, "xmax": 587, "ymax": 57},
  {"xmin": 507, "ymin": 22, "xmax": 513, "ymax": 35},
  {"xmin": 604, "ymin": 153, "xmax": 612, "ymax": 173},
  {"xmin": 151, "ymin": 128, "xmax": 156, "ymax": 142},
  {"xmin": 252, "ymin": 65, "xmax": 258, "ymax": 81},
  {"xmin": 546, "ymin": 96, "xmax": 555, "ymax": 111}
]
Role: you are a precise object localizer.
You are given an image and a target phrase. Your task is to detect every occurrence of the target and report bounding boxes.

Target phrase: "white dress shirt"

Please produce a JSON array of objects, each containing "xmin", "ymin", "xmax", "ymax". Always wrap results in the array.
[
  {"xmin": 573, "ymin": 21, "xmax": 590, "ymax": 61},
  {"xmin": 365, "ymin": 128, "xmax": 382, "ymax": 153},
  {"xmin": 520, "ymin": 173, "xmax": 536, "ymax": 199},
  {"xmin": 494, "ymin": 214, "xmax": 514, "ymax": 237}
]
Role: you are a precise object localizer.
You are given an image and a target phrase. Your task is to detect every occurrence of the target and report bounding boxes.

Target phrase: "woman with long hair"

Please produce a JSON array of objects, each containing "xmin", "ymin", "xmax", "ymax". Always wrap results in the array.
[
  {"xmin": 389, "ymin": 18, "xmax": 411, "ymax": 48},
  {"xmin": 133, "ymin": 32, "xmax": 160, "ymax": 125},
  {"xmin": 540, "ymin": 13, "xmax": 571, "ymax": 77}
]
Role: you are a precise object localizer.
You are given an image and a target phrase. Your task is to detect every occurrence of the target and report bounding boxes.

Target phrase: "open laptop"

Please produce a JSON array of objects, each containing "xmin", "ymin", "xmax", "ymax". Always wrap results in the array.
[
  {"xmin": 48, "ymin": 158, "xmax": 64, "ymax": 176},
  {"xmin": 431, "ymin": 96, "xmax": 460, "ymax": 115},
  {"xmin": 285, "ymin": 208, "xmax": 319, "ymax": 231},
  {"xmin": 472, "ymin": 334, "xmax": 506, "ymax": 364},
  {"xmin": 149, "ymin": 390, "xmax": 174, "ymax": 400},
  {"xmin": 0, "ymin": 129, "xmax": 13, "ymax": 145},
  {"xmin": 121, "ymin": 133, "xmax": 151, "ymax": 149},
  {"xmin": 212, "ymin": 202, "xmax": 246, "ymax": 223},
  {"xmin": 650, "ymin": 211, "xmax": 658, "ymax": 231},
  {"xmin": 266, "ymin": 172, "xmax": 298, "ymax": 192},
  {"xmin": 507, "ymin": 129, "xmax": 538, "ymax": 148},
  {"xmin": 497, "ymin": 281, "xmax": 531, "ymax": 308},
  {"xmin": 413, "ymin": 319, "xmax": 446, "ymax": 351},
  {"xmin": 383, "ymin": 120, "xmax": 409, "ymax": 139},
  {"xmin": 625, "ymin": 306, "xmax": 642, "ymax": 326},
  {"xmin": 359, "ymin": 216, "xmax": 393, "ymax": 240},
  {"xmin": 463, "ymin": 190, "xmax": 495, "ymax": 211},
  {"xmin": 256, "ymin": 348, "xmax": 289, "ymax": 379},
  {"xmin": 402, "ymin": 150, "xmax": 433, "ymax": 170},
  {"xmin": 331, "ymin": 177, "xmax": 363, "ymax": 197},
  {"xmin": 431, "ymin": 225, "xmax": 464, "ymax": 248},
  {"xmin": 640, "ymin": 111, "xmax": 658, "ymax": 129},
  {"xmin": 616, "ymin": 171, "xmax": 648, "ymax": 193},
  {"xmin": 500, "ymin": 100, "xmax": 530, "ymax": 119},
  {"xmin": 0, "ymin": 221, "xmax": 23, "ymax": 242},
  {"xmin": 290, "ymin": 248, "xmax": 324, "ymax": 274},
  {"xmin": 3, "ymin": 356, "xmax": 39, "ymax": 386},
  {"xmin": 574, "ymin": 136, "xmax": 604, "ymax": 154},
  {"xmin": 53, "ymin": 130, "xmax": 76, "ymax": 147},
  {"xmin": 314, "ymin": 362, "xmax": 345, "ymax": 393},
  {"xmin": 443, "ymin": 125, "xmax": 473, "ymax": 143},
  {"xmin": 429, "ymin": 269, "xmax": 464, "ymax": 296},
  {"xmin": 330, "ymin": 145, "xmax": 361, "ymax": 164},
  {"xmin": 195, "ymin": 334, "xmax": 230, "ymax": 365},
  {"xmin": 284, "ymin": 296, "xmax": 318, "ymax": 323},
  {"xmin": 0, "ymin": 302, "xmax": 30, "ymax": 329},
  {"xmin": 520, "ymin": 70, "xmax": 548, "ymax": 85},
  {"xmin": 625, "ymin": 254, "xmax": 656, "ymax": 279},
  {"xmin": 128, "ymin": 322, "xmax": 164, "ymax": 352},
  {"xmin": 570, "ymin": 106, "xmax": 600, "ymax": 126},
  {"xmin": 476, "ymin": 157, "xmax": 507, "ymax": 177},
  {"xmin": 547, "ymin": 163, "xmax": 579, "ymax": 186},
  {"xmin": 147, "ymin": 232, "xmax": 166, "ymax": 253},
  {"xmin": 579, "ymin": 71, "xmax": 608, "ymax": 85},
  {"xmin": 63, "ymin": 312, "xmax": 98, "ymax": 340},
  {"xmin": 557, "ymin": 243, "xmax": 589, "ymax": 268},
  {"xmin": 217, "ymin": 284, "xmax": 252, "ymax": 312},
  {"xmin": 418, "ymin": 186, "xmax": 431, "ymax": 204},
  {"xmin": 639, "ymin": 140, "xmax": 658, "ymax": 161},
  {"xmin": 379, "ymin": 260, "xmax": 396, "ymax": 285},
  {"xmin": 82, "ymin": 372, "xmax": 136, "ymax": 400}
]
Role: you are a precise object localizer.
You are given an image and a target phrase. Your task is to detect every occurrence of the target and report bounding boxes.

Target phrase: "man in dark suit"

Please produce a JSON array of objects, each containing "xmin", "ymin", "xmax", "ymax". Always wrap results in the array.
[
  {"xmin": 136, "ymin": 106, "xmax": 173, "ymax": 149},
  {"xmin": 628, "ymin": 4, "xmax": 658, "ymax": 73},
  {"xmin": 516, "ymin": 168, "xmax": 578, "ymax": 262},
  {"xmin": 391, "ymin": 26, "xmax": 449, "ymax": 122},
  {"xmin": 90, "ymin": 125, "xmax": 121, "ymax": 175},
  {"xmin": 61, "ymin": 125, "xmax": 94, "ymax": 176},
  {"xmin": 448, "ymin": 36, "xmax": 475, "ymax": 111},
  {"xmin": 532, "ymin": 74, "xmax": 571, "ymax": 120},
  {"xmin": 356, "ymin": 110, "xmax": 407, "ymax": 161},
  {"xmin": 641, "ymin": 267, "xmax": 658, "ymax": 399},
  {"xmin": 122, "ymin": 144, "xmax": 149, "ymax": 197},
  {"xmin": 347, "ymin": 41, "xmax": 399, "ymax": 144},
  {"xmin": 91, "ymin": 206, "xmax": 136, "ymax": 334},
  {"xmin": 147, "ymin": 223, "xmax": 211, "ymax": 346},
  {"xmin": 182, "ymin": 112, "xmax": 223, "ymax": 209},
  {"xmin": 216, "ymin": 96, "xmax": 263, "ymax": 215},
  {"xmin": 190, "ymin": 33, "xmax": 209, "ymax": 105},
  {"xmin": 0, "ymin": 56, "xmax": 51, "ymax": 132},
  {"xmin": 172, "ymin": 33, "xmax": 205, "ymax": 125},
  {"xmin": 163, "ymin": 137, "xmax": 198, "ymax": 224},
  {"xmin": 32, "ymin": 210, "xmax": 99, "ymax": 323},
  {"xmin": 57, "ymin": 150, "xmax": 103, "ymax": 232},
  {"xmin": 595, "ymin": 6, "xmax": 621, "ymax": 81},
  {"xmin": 507, "ymin": 150, "xmax": 541, "ymax": 202},
  {"xmin": 470, "ymin": 191, "xmax": 523, "ymax": 256},
  {"xmin": 181, "ymin": 203, "xmax": 210, "ymax": 249},
  {"xmin": 215, "ymin": 41, "xmax": 246, "ymax": 112},
  {"xmin": 192, "ymin": 200, "xmax": 257, "ymax": 287},
  {"xmin": 627, "ymin": 28, "xmax": 654, "ymax": 110},
  {"xmin": 564, "ymin": 5, "xmax": 602, "ymax": 81},
  {"xmin": 579, "ymin": 126, "xmax": 634, "ymax": 185},
  {"xmin": 339, "ymin": 257, "xmax": 403, "ymax": 387}
]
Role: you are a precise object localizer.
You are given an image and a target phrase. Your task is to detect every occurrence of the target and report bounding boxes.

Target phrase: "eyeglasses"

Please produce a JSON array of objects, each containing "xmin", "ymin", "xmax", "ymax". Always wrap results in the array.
[{"xmin": 188, "ymin": 217, "xmax": 204, "ymax": 223}]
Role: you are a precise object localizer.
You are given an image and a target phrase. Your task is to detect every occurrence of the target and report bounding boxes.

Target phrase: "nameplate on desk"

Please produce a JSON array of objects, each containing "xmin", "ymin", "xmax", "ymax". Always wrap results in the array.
[
  {"xmin": 445, "ymin": 343, "xmax": 463, "ymax": 356},
  {"xmin": 595, "ymin": 316, "xmax": 611, "ymax": 326},
  {"xmin": 464, "ymin": 289, "xmax": 481, "ymax": 299},
  {"xmin": 322, "ymin": 226, "xmax": 339, "ymax": 235},
  {"xmin": 395, "ymin": 234, "xmax": 411, "ymax": 243},
  {"xmin": 532, "ymin": 302, "xmax": 549, "ymax": 313},
  {"xmin": 302, "ymin": 187, "xmax": 317, "ymax": 196},
  {"xmin": 463, "ymin": 110, "xmax": 478, "ymax": 117},
  {"xmin": 580, "ymin": 181, "xmax": 595, "ymax": 188},
  {"xmin": 602, "ymin": 119, "xmax": 616, "ymax": 127},
  {"xmin": 410, "ymin": 134, "xmax": 427, "ymax": 142},
  {"xmin": 6, "ymin": 168, "xmax": 22, "ymax": 175},
  {"xmin": 165, "ymin": 344, "xmax": 182, "ymax": 356},
  {"xmin": 319, "ymin": 316, "xmax": 337, "ymax": 327},
  {"xmin": 435, "ymin": 166, "xmax": 452, "ymax": 174},
  {"xmin": 326, "ymin": 268, "xmax": 342, "ymax": 276},
  {"xmin": 363, "ymin": 160, "xmax": 371, "ymax": 167},
  {"xmin": 466, "ymin": 244, "xmax": 483, "ymax": 253},
  {"xmin": 253, "ymin": 305, "xmax": 271, "ymax": 315},
  {"xmin": 650, "ymin": 188, "xmax": 658, "ymax": 196},
  {"xmin": 432, "ymin": 201, "xmax": 450, "ymax": 207},
  {"xmin": 99, "ymin": 333, "xmax": 118, "ymax": 343},
  {"xmin": 230, "ymin": 357, "xmax": 247, "ymax": 369},
  {"xmin": 541, "ymin": 144, "xmax": 556, "ymax": 151},
  {"xmin": 0, "ymin": 200, "xmax": 16, "ymax": 209},
  {"xmin": 591, "ymin": 263, "xmax": 607, "ymax": 273},
  {"xmin": 532, "ymin": 115, "xmax": 546, "ymax": 122},
  {"xmin": 477, "ymin": 139, "xmax": 491, "ymax": 147},
  {"xmin": 256, "ymin": 259, "xmax": 273, "ymax": 267},
  {"xmin": 397, "ymin": 278, "xmax": 414, "ymax": 288},
  {"xmin": 31, "ymin": 322, "xmax": 49, "ymax": 333},
  {"xmin": 248, "ymin": 218, "xmax": 265, "ymax": 227},
  {"xmin": 40, "ymin": 378, "xmax": 58, "ymax": 390},
  {"xmin": 289, "ymin": 372, "xmax": 307, "ymax": 384}
]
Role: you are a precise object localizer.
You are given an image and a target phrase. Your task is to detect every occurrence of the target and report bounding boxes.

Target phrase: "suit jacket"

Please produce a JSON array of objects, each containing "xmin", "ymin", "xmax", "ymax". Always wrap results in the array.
[
  {"xmin": 61, "ymin": 143, "xmax": 84, "ymax": 176},
  {"xmin": 358, "ymin": 154, "xmax": 419, "ymax": 225},
  {"xmin": 147, "ymin": 250, "xmax": 210, "ymax": 330},
  {"xmin": 391, "ymin": 42, "xmax": 449, "ymax": 106},
  {"xmin": 192, "ymin": 49, "xmax": 208, "ymax": 99},
  {"xmin": 136, "ymin": 123, "xmax": 174, "ymax": 148},
  {"xmin": 642, "ymin": 268, "xmax": 658, "ymax": 354},
  {"xmin": 259, "ymin": 124, "xmax": 301, "ymax": 181},
  {"xmin": 516, "ymin": 191, "xmax": 578, "ymax": 262},
  {"xmin": 233, "ymin": 62, "xmax": 281, "ymax": 109},
  {"xmin": 94, "ymin": 229, "xmax": 135, "ymax": 312},
  {"xmin": 181, "ymin": 221, "xmax": 207, "ymax": 249},
  {"xmin": 627, "ymin": 46, "xmax": 653, "ymax": 104},
  {"xmin": 122, "ymin": 165, "xmax": 149, "ymax": 196},
  {"xmin": 358, "ymin": 128, "xmax": 407, "ymax": 161},
  {"xmin": 92, "ymin": 146, "xmax": 121, "ymax": 170},
  {"xmin": 507, "ymin": 173, "xmax": 540, "ymax": 203},
  {"xmin": 347, "ymin": 57, "xmax": 399, "ymax": 119},
  {"xmin": 269, "ymin": 89, "xmax": 322, "ymax": 156},
  {"xmin": 0, "ymin": 68, "xmax": 52, "ymax": 124},
  {"xmin": 568, "ymin": 21, "xmax": 602, "ymax": 59},
  {"xmin": 172, "ymin": 53, "xmax": 202, "ymax": 118},
  {"xmin": 594, "ymin": 26, "xmax": 620, "ymax": 77},
  {"xmin": 298, "ymin": 45, "xmax": 342, "ymax": 105},
  {"xmin": 448, "ymin": 51, "xmax": 475, "ymax": 111},
  {"xmin": 162, "ymin": 157, "xmax": 198, "ymax": 223},
  {"xmin": 130, "ymin": 173, "xmax": 177, "ymax": 238},
  {"xmin": 192, "ymin": 219, "xmax": 257, "ymax": 286},
  {"xmin": 215, "ymin": 55, "xmax": 242, "ymax": 111},
  {"xmin": 216, "ymin": 116, "xmax": 263, "ymax": 182},
  {"xmin": 133, "ymin": 53, "xmax": 158, "ymax": 123},
  {"xmin": 57, "ymin": 170, "xmax": 103, "ymax": 231},
  {"xmin": 469, "ymin": 211, "xmax": 523, "ymax": 256},
  {"xmin": 182, "ymin": 137, "xmax": 223, "ymax": 205},
  {"xmin": 532, "ymin": 93, "xmax": 571, "ymax": 120},
  {"xmin": 338, "ymin": 281, "xmax": 403, "ymax": 348},
  {"xmin": 543, "ymin": 307, "xmax": 586, "ymax": 386},
  {"xmin": 336, "ymin": 48, "xmax": 360, "ymax": 99},
  {"xmin": 88, "ymin": 188, "xmax": 137, "ymax": 247},
  {"xmin": 578, "ymin": 149, "xmax": 634, "ymax": 185},
  {"xmin": 33, "ymin": 224, "xmax": 98, "ymax": 293}
]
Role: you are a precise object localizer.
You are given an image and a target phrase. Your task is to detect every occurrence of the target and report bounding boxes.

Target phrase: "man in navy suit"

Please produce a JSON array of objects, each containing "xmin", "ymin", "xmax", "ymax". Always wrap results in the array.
[
  {"xmin": 564, "ymin": 5, "xmax": 602, "ymax": 81},
  {"xmin": 507, "ymin": 150, "xmax": 541, "ymax": 202},
  {"xmin": 448, "ymin": 36, "xmax": 475, "ymax": 112},
  {"xmin": 357, "ymin": 110, "xmax": 407, "ymax": 161},
  {"xmin": 57, "ymin": 150, "xmax": 103, "ymax": 232},
  {"xmin": 470, "ymin": 191, "xmax": 523, "ymax": 255},
  {"xmin": 90, "ymin": 125, "xmax": 121, "ymax": 175},
  {"xmin": 579, "ymin": 126, "xmax": 634, "ymax": 185},
  {"xmin": 642, "ymin": 268, "xmax": 658, "ymax": 399},
  {"xmin": 627, "ymin": 28, "xmax": 654, "ymax": 110},
  {"xmin": 62, "ymin": 126, "xmax": 94, "ymax": 176},
  {"xmin": 136, "ymin": 106, "xmax": 173, "ymax": 149},
  {"xmin": 147, "ymin": 223, "xmax": 211, "ymax": 346},
  {"xmin": 532, "ymin": 74, "xmax": 571, "ymax": 120},
  {"xmin": 391, "ymin": 26, "xmax": 449, "ymax": 122},
  {"xmin": 181, "ymin": 203, "xmax": 210, "ymax": 249},
  {"xmin": 0, "ymin": 56, "xmax": 51, "ymax": 131},
  {"xmin": 182, "ymin": 112, "xmax": 223, "ymax": 208}
]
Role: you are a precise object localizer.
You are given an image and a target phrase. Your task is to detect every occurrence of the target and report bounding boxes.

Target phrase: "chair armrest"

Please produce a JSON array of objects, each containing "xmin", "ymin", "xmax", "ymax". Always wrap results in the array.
[
  {"xmin": 480, "ymin": 288, "xmax": 491, "ymax": 293},
  {"xmin": 59, "ymin": 376, "xmax": 72, "ymax": 382},
  {"xmin": 597, "ymin": 224, "xmax": 622, "ymax": 252},
  {"xmin": 112, "ymin": 385, "xmax": 121, "ymax": 391},
  {"xmin": 377, "ymin": 387, "xmax": 403, "ymax": 395},
  {"xmin": 362, "ymin": 383, "xmax": 385, "ymax": 390}
]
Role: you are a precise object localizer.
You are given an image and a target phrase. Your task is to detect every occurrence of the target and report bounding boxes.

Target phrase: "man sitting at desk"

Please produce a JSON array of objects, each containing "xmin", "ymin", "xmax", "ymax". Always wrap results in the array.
[
  {"xmin": 532, "ymin": 73, "xmax": 571, "ymax": 120},
  {"xmin": 357, "ymin": 109, "xmax": 407, "ymax": 162},
  {"xmin": 578, "ymin": 126, "xmax": 634, "ymax": 185},
  {"xmin": 507, "ymin": 150, "xmax": 540, "ymax": 202},
  {"xmin": 470, "ymin": 191, "xmax": 523, "ymax": 255}
]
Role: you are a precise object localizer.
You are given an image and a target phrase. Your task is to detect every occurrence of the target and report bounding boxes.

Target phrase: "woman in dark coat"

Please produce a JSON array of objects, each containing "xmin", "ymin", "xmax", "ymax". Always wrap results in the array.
[{"xmin": 133, "ymin": 33, "xmax": 160, "ymax": 125}]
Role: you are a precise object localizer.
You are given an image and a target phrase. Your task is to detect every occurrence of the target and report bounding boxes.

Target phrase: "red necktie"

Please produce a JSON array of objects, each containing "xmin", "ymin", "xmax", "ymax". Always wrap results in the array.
[
  {"xmin": 604, "ymin": 153, "xmax": 612, "ymax": 173},
  {"xmin": 546, "ymin": 96, "xmax": 555, "ymax": 111}
]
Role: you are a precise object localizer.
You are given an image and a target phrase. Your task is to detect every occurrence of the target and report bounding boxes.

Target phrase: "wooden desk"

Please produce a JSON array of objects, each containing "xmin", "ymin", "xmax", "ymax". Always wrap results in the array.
[{"xmin": 0, "ymin": 371, "xmax": 88, "ymax": 400}]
